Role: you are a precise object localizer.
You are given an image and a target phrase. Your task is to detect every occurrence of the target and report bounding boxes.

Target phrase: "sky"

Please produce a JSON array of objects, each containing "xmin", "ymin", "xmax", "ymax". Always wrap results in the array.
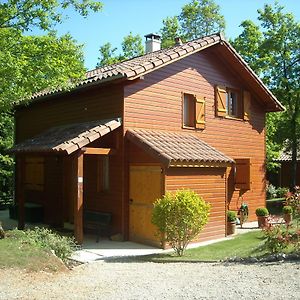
[{"xmin": 50, "ymin": 0, "xmax": 300, "ymax": 70}]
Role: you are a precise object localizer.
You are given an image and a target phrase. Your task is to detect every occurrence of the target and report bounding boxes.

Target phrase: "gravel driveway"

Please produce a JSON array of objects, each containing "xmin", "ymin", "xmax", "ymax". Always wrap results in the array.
[{"xmin": 0, "ymin": 260, "xmax": 299, "ymax": 300}]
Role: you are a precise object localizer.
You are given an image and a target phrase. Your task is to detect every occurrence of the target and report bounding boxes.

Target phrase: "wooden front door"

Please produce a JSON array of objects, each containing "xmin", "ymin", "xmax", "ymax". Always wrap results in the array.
[{"xmin": 129, "ymin": 165, "xmax": 163, "ymax": 246}]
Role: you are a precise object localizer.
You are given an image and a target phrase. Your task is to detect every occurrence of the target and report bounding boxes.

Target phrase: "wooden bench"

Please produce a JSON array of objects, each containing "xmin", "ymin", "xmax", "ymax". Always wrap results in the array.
[{"xmin": 83, "ymin": 210, "xmax": 112, "ymax": 242}]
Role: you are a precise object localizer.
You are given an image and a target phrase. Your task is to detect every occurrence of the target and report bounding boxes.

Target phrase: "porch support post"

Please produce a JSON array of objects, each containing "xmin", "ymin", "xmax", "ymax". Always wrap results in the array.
[
  {"xmin": 74, "ymin": 151, "xmax": 84, "ymax": 244},
  {"xmin": 17, "ymin": 156, "xmax": 25, "ymax": 230}
]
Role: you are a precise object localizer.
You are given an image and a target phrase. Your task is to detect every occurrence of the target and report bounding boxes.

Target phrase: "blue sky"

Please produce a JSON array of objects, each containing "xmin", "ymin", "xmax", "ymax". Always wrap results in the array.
[{"xmin": 51, "ymin": 0, "xmax": 300, "ymax": 70}]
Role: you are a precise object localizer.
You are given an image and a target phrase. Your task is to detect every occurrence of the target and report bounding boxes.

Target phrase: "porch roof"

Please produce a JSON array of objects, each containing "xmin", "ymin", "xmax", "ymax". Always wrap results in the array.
[
  {"xmin": 126, "ymin": 129, "xmax": 234, "ymax": 167},
  {"xmin": 11, "ymin": 119, "xmax": 121, "ymax": 155}
]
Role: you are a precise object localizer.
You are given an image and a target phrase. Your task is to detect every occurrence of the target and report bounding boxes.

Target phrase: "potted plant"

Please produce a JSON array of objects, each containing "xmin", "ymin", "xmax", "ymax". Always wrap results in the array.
[
  {"xmin": 227, "ymin": 210, "xmax": 237, "ymax": 235},
  {"xmin": 255, "ymin": 207, "xmax": 269, "ymax": 228},
  {"xmin": 282, "ymin": 205, "xmax": 293, "ymax": 224}
]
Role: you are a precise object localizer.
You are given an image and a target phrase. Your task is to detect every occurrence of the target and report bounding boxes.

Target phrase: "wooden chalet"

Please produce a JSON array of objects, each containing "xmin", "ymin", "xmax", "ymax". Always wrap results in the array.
[{"xmin": 11, "ymin": 33, "xmax": 284, "ymax": 246}]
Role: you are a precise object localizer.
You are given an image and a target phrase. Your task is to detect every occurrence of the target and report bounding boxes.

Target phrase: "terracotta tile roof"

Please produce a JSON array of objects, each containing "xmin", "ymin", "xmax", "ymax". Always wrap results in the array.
[
  {"xmin": 11, "ymin": 119, "xmax": 121, "ymax": 155},
  {"xmin": 29, "ymin": 32, "xmax": 284, "ymax": 112},
  {"xmin": 31, "ymin": 33, "xmax": 222, "ymax": 99},
  {"xmin": 126, "ymin": 129, "xmax": 234, "ymax": 167}
]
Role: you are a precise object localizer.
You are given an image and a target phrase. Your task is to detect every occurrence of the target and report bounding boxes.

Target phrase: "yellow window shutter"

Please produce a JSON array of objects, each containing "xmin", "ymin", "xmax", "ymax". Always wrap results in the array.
[
  {"xmin": 215, "ymin": 86, "xmax": 227, "ymax": 117},
  {"xmin": 243, "ymin": 90, "xmax": 251, "ymax": 121},
  {"xmin": 195, "ymin": 95, "xmax": 205, "ymax": 129},
  {"xmin": 235, "ymin": 158, "xmax": 251, "ymax": 190}
]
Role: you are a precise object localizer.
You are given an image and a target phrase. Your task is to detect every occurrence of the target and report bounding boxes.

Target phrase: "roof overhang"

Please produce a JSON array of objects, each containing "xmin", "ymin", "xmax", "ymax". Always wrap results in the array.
[
  {"xmin": 11, "ymin": 119, "xmax": 122, "ymax": 155},
  {"xmin": 17, "ymin": 33, "xmax": 284, "ymax": 113},
  {"xmin": 126, "ymin": 129, "xmax": 234, "ymax": 168}
]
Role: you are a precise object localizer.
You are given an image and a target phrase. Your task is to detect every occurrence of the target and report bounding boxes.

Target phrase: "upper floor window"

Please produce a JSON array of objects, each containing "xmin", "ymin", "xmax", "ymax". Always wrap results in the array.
[
  {"xmin": 215, "ymin": 86, "xmax": 251, "ymax": 120},
  {"xmin": 226, "ymin": 89, "xmax": 241, "ymax": 118},
  {"xmin": 182, "ymin": 93, "xmax": 205, "ymax": 129}
]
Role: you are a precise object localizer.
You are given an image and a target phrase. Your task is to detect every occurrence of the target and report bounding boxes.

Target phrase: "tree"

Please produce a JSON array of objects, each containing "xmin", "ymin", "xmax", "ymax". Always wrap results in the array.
[
  {"xmin": 0, "ymin": 0, "xmax": 103, "ymax": 203},
  {"xmin": 160, "ymin": 16, "xmax": 180, "ymax": 48},
  {"xmin": 179, "ymin": 0, "xmax": 225, "ymax": 40},
  {"xmin": 96, "ymin": 32, "xmax": 144, "ymax": 67},
  {"xmin": 96, "ymin": 42, "xmax": 119, "ymax": 67},
  {"xmin": 232, "ymin": 2, "xmax": 300, "ymax": 186},
  {"xmin": 159, "ymin": 0, "xmax": 225, "ymax": 48},
  {"xmin": 152, "ymin": 189, "xmax": 210, "ymax": 256},
  {"xmin": 0, "ymin": 0, "xmax": 103, "ymax": 31},
  {"xmin": 121, "ymin": 32, "xmax": 144, "ymax": 60}
]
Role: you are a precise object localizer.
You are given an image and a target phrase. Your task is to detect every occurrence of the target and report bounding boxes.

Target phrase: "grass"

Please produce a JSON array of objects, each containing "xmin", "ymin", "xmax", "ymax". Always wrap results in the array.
[
  {"xmin": 146, "ymin": 231, "xmax": 267, "ymax": 262},
  {"xmin": 0, "ymin": 230, "xmax": 67, "ymax": 272}
]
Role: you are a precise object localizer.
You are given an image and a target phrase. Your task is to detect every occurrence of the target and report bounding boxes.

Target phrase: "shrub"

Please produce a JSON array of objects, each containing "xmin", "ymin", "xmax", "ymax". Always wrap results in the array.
[
  {"xmin": 263, "ymin": 225, "xmax": 300, "ymax": 253},
  {"xmin": 255, "ymin": 207, "xmax": 269, "ymax": 216},
  {"xmin": 24, "ymin": 227, "xmax": 76, "ymax": 261},
  {"xmin": 227, "ymin": 210, "xmax": 237, "ymax": 222},
  {"xmin": 276, "ymin": 187, "xmax": 289, "ymax": 198},
  {"xmin": 266, "ymin": 184, "xmax": 277, "ymax": 199},
  {"xmin": 282, "ymin": 206, "xmax": 293, "ymax": 214},
  {"xmin": 152, "ymin": 189, "xmax": 210, "ymax": 256}
]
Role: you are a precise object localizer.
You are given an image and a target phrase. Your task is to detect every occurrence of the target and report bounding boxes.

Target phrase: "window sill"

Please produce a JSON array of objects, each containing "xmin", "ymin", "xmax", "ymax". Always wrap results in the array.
[
  {"xmin": 182, "ymin": 125, "xmax": 196, "ymax": 130},
  {"xmin": 224, "ymin": 115, "xmax": 244, "ymax": 121}
]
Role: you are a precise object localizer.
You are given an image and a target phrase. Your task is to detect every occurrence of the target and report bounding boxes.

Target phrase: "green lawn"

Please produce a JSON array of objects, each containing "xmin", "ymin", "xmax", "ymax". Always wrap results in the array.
[
  {"xmin": 147, "ymin": 231, "xmax": 267, "ymax": 262},
  {"xmin": 0, "ymin": 230, "xmax": 66, "ymax": 272}
]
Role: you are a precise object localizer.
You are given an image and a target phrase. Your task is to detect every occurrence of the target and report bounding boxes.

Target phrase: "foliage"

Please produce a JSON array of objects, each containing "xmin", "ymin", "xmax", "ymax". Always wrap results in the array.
[
  {"xmin": 96, "ymin": 32, "xmax": 144, "ymax": 67},
  {"xmin": 232, "ymin": 3, "xmax": 300, "ymax": 180},
  {"xmin": 0, "ymin": 0, "xmax": 103, "ymax": 31},
  {"xmin": 276, "ymin": 187, "xmax": 289, "ymax": 198},
  {"xmin": 96, "ymin": 42, "xmax": 120, "ymax": 67},
  {"xmin": 152, "ymin": 189, "xmax": 210, "ymax": 256},
  {"xmin": 0, "ymin": 0, "xmax": 102, "ymax": 204},
  {"xmin": 266, "ymin": 183, "xmax": 277, "ymax": 199},
  {"xmin": 24, "ymin": 227, "xmax": 76, "ymax": 261},
  {"xmin": 263, "ymin": 224, "xmax": 300, "ymax": 253},
  {"xmin": 121, "ymin": 32, "xmax": 144, "ymax": 60},
  {"xmin": 266, "ymin": 184, "xmax": 288, "ymax": 199},
  {"xmin": 285, "ymin": 186, "xmax": 300, "ymax": 221},
  {"xmin": 160, "ymin": 0, "xmax": 225, "ymax": 48},
  {"xmin": 160, "ymin": 16, "xmax": 180, "ymax": 48},
  {"xmin": 178, "ymin": 0, "xmax": 225, "ymax": 41},
  {"xmin": 255, "ymin": 207, "xmax": 269, "ymax": 217},
  {"xmin": 282, "ymin": 205, "xmax": 293, "ymax": 214},
  {"xmin": 227, "ymin": 210, "xmax": 237, "ymax": 222},
  {"xmin": 0, "ymin": 229, "xmax": 70, "ymax": 271}
]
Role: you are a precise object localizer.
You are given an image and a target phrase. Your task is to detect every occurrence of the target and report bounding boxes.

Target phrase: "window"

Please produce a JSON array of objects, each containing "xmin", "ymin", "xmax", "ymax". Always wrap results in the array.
[
  {"xmin": 182, "ymin": 93, "xmax": 206, "ymax": 129},
  {"xmin": 235, "ymin": 158, "xmax": 251, "ymax": 190},
  {"xmin": 215, "ymin": 86, "xmax": 250, "ymax": 120},
  {"xmin": 24, "ymin": 156, "xmax": 44, "ymax": 191},
  {"xmin": 97, "ymin": 156, "xmax": 109, "ymax": 192},
  {"xmin": 226, "ymin": 89, "xmax": 239, "ymax": 117},
  {"xmin": 183, "ymin": 93, "xmax": 195, "ymax": 127}
]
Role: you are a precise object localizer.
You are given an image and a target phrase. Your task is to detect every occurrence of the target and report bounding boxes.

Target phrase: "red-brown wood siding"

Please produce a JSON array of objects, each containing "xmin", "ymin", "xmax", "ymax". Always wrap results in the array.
[
  {"xmin": 165, "ymin": 167, "xmax": 226, "ymax": 241},
  {"xmin": 15, "ymin": 84, "xmax": 125, "ymax": 236},
  {"xmin": 16, "ymin": 84, "xmax": 123, "ymax": 143},
  {"xmin": 124, "ymin": 50, "xmax": 266, "ymax": 220}
]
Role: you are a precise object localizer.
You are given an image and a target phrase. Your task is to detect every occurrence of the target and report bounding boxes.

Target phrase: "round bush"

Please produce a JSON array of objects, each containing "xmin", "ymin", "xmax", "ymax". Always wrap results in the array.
[
  {"xmin": 282, "ymin": 205, "xmax": 293, "ymax": 214},
  {"xmin": 152, "ymin": 189, "xmax": 210, "ymax": 256},
  {"xmin": 227, "ymin": 210, "xmax": 237, "ymax": 222},
  {"xmin": 255, "ymin": 207, "xmax": 269, "ymax": 216}
]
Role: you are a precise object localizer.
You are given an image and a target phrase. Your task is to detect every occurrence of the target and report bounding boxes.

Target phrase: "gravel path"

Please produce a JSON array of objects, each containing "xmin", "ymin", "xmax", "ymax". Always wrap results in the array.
[{"xmin": 0, "ymin": 261, "xmax": 299, "ymax": 300}]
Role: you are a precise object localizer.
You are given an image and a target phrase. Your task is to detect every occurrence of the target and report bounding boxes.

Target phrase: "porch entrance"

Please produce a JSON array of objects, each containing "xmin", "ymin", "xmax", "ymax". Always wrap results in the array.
[{"xmin": 129, "ymin": 165, "xmax": 163, "ymax": 246}]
